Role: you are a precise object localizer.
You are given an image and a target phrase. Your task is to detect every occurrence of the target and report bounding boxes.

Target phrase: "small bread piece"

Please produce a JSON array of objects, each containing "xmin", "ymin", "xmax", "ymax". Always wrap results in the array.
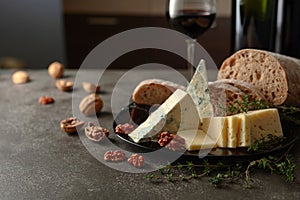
[
  {"xmin": 132, "ymin": 79, "xmax": 186, "ymax": 106},
  {"xmin": 209, "ymin": 81, "xmax": 246, "ymax": 116},
  {"xmin": 209, "ymin": 79, "xmax": 267, "ymax": 115},
  {"xmin": 214, "ymin": 79, "xmax": 267, "ymax": 102},
  {"xmin": 218, "ymin": 49, "xmax": 300, "ymax": 106}
]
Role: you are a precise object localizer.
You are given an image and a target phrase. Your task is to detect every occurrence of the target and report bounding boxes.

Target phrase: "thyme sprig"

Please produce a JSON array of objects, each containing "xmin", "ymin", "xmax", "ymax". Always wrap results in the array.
[
  {"xmin": 145, "ymin": 136, "xmax": 296, "ymax": 188},
  {"xmin": 228, "ymin": 95, "xmax": 269, "ymax": 115},
  {"xmin": 247, "ymin": 134, "xmax": 285, "ymax": 153}
]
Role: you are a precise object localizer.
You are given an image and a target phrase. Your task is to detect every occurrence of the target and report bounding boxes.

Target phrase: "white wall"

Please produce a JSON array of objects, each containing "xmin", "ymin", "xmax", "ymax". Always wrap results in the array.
[{"xmin": 64, "ymin": 0, "xmax": 231, "ymax": 17}]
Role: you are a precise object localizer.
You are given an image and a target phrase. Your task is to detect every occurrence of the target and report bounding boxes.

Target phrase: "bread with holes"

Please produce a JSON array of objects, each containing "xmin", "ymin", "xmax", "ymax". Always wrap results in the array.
[
  {"xmin": 218, "ymin": 49, "xmax": 300, "ymax": 106},
  {"xmin": 132, "ymin": 79, "xmax": 186, "ymax": 106}
]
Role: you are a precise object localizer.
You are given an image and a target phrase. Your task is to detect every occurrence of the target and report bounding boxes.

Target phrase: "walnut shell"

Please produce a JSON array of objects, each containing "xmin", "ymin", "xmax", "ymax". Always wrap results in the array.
[
  {"xmin": 79, "ymin": 94, "xmax": 103, "ymax": 116},
  {"xmin": 12, "ymin": 71, "xmax": 30, "ymax": 84},
  {"xmin": 60, "ymin": 117, "xmax": 84, "ymax": 134},
  {"xmin": 48, "ymin": 61, "xmax": 64, "ymax": 79},
  {"xmin": 56, "ymin": 80, "xmax": 73, "ymax": 92},
  {"xmin": 82, "ymin": 82, "xmax": 101, "ymax": 93}
]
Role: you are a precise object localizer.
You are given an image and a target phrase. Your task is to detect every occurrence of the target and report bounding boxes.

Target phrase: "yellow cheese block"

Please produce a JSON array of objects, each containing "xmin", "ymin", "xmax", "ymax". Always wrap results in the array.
[
  {"xmin": 244, "ymin": 108, "xmax": 283, "ymax": 144},
  {"xmin": 201, "ymin": 117, "xmax": 228, "ymax": 148},
  {"xmin": 236, "ymin": 113, "xmax": 251, "ymax": 147},
  {"xmin": 201, "ymin": 108, "xmax": 283, "ymax": 148},
  {"xmin": 177, "ymin": 129, "xmax": 216, "ymax": 151},
  {"xmin": 227, "ymin": 115, "xmax": 240, "ymax": 148}
]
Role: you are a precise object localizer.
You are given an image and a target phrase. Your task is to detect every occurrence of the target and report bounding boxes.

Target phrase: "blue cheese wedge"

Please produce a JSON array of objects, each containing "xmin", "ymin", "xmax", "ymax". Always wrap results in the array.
[
  {"xmin": 187, "ymin": 59, "xmax": 214, "ymax": 120},
  {"xmin": 177, "ymin": 129, "xmax": 216, "ymax": 151},
  {"xmin": 128, "ymin": 89, "xmax": 200, "ymax": 143}
]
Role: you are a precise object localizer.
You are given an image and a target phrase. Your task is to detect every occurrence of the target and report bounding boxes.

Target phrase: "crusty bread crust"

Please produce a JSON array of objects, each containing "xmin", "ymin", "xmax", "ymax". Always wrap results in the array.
[
  {"xmin": 218, "ymin": 49, "xmax": 300, "ymax": 106},
  {"xmin": 132, "ymin": 79, "xmax": 186, "ymax": 106}
]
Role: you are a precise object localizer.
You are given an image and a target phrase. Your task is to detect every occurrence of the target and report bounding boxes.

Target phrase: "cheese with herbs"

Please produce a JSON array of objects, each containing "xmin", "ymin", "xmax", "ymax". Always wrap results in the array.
[{"xmin": 128, "ymin": 89, "xmax": 200, "ymax": 143}]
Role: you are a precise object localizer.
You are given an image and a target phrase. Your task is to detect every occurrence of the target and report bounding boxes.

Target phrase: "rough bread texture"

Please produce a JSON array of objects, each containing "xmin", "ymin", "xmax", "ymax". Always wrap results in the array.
[
  {"xmin": 209, "ymin": 81, "xmax": 246, "ymax": 116},
  {"xmin": 218, "ymin": 49, "xmax": 300, "ymax": 106},
  {"xmin": 214, "ymin": 79, "xmax": 267, "ymax": 102},
  {"xmin": 132, "ymin": 79, "xmax": 186, "ymax": 106}
]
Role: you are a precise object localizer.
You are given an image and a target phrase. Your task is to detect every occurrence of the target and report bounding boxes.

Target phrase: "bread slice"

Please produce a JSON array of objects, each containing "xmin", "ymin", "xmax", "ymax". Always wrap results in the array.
[
  {"xmin": 214, "ymin": 79, "xmax": 267, "ymax": 102},
  {"xmin": 208, "ymin": 81, "xmax": 246, "ymax": 116},
  {"xmin": 218, "ymin": 49, "xmax": 300, "ymax": 106},
  {"xmin": 132, "ymin": 79, "xmax": 186, "ymax": 106}
]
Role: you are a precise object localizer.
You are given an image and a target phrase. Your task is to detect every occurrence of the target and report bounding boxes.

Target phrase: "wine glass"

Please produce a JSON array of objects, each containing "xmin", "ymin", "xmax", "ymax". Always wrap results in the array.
[{"xmin": 167, "ymin": 0, "xmax": 216, "ymax": 78}]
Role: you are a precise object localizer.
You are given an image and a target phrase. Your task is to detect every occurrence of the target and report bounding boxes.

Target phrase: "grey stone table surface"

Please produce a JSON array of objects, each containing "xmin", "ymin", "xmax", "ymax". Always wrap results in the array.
[{"xmin": 0, "ymin": 69, "xmax": 300, "ymax": 200}]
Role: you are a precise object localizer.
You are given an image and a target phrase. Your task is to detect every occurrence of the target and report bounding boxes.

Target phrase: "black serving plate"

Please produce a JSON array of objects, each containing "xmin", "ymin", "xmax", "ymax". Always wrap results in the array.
[{"xmin": 113, "ymin": 103, "xmax": 300, "ymax": 158}]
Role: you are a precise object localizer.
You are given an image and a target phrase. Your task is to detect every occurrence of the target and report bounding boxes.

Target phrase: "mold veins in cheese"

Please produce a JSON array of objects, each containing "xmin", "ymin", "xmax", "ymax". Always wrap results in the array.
[
  {"xmin": 187, "ymin": 59, "xmax": 214, "ymax": 120},
  {"xmin": 128, "ymin": 89, "xmax": 200, "ymax": 143}
]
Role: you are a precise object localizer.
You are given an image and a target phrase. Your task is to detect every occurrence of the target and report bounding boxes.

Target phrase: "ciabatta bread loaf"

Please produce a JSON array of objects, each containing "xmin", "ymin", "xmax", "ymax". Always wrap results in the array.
[
  {"xmin": 132, "ymin": 79, "xmax": 186, "ymax": 106},
  {"xmin": 218, "ymin": 49, "xmax": 300, "ymax": 106}
]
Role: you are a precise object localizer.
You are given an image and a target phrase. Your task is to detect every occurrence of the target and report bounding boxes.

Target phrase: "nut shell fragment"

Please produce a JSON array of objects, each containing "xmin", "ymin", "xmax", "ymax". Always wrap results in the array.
[
  {"xmin": 60, "ymin": 117, "xmax": 84, "ymax": 134},
  {"xmin": 56, "ymin": 80, "xmax": 73, "ymax": 92},
  {"xmin": 82, "ymin": 82, "xmax": 101, "ymax": 93}
]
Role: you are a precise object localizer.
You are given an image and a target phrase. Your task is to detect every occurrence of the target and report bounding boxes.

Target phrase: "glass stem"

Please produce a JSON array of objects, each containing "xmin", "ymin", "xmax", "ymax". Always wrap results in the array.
[{"xmin": 186, "ymin": 39, "xmax": 197, "ymax": 79}]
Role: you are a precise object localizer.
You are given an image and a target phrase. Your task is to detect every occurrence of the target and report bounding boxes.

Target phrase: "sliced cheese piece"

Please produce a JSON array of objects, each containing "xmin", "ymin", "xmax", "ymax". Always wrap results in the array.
[
  {"xmin": 201, "ymin": 117, "xmax": 228, "ymax": 148},
  {"xmin": 237, "ymin": 108, "xmax": 283, "ymax": 147},
  {"xmin": 177, "ymin": 129, "xmax": 216, "ymax": 151},
  {"xmin": 227, "ymin": 115, "xmax": 240, "ymax": 148},
  {"xmin": 236, "ymin": 113, "xmax": 251, "ymax": 147},
  {"xmin": 128, "ymin": 89, "xmax": 200, "ymax": 143},
  {"xmin": 187, "ymin": 59, "xmax": 214, "ymax": 120},
  {"xmin": 245, "ymin": 108, "xmax": 283, "ymax": 144}
]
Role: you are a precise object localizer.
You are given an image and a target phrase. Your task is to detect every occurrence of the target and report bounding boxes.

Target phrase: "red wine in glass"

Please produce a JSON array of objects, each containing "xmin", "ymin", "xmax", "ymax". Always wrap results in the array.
[{"xmin": 168, "ymin": 9, "xmax": 216, "ymax": 39}]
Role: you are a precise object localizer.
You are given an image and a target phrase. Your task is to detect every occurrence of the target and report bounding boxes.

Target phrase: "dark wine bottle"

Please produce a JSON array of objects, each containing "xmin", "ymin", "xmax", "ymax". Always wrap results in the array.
[
  {"xmin": 281, "ymin": 0, "xmax": 300, "ymax": 58},
  {"xmin": 231, "ymin": 0, "xmax": 278, "ymax": 53}
]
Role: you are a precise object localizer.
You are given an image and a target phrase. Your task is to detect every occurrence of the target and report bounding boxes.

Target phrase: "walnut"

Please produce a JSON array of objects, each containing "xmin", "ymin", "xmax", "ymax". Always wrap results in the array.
[
  {"xmin": 104, "ymin": 150, "xmax": 126, "ymax": 162},
  {"xmin": 158, "ymin": 132, "xmax": 186, "ymax": 151},
  {"xmin": 128, "ymin": 154, "xmax": 144, "ymax": 168},
  {"xmin": 79, "ymin": 94, "xmax": 103, "ymax": 116},
  {"xmin": 158, "ymin": 131, "xmax": 173, "ymax": 147},
  {"xmin": 56, "ymin": 80, "xmax": 73, "ymax": 92},
  {"xmin": 82, "ymin": 82, "xmax": 101, "ymax": 94},
  {"xmin": 12, "ymin": 71, "xmax": 30, "ymax": 84},
  {"xmin": 85, "ymin": 122, "xmax": 109, "ymax": 142},
  {"xmin": 166, "ymin": 135, "xmax": 186, "ymax": 151},
  {"xmin": 39, "ymin": 96, "xmax": 55, "ymax": 105},
  {"xmin": 48, "ymin": 61, "xmax": 64, "ymax": 79},
  {"xmin": 115, "ymin": 123, "xmax": 135, "ymax": 135},
  {"xmin": 60, "ymin": 117, "xmax": 84, "ymax": 134}
]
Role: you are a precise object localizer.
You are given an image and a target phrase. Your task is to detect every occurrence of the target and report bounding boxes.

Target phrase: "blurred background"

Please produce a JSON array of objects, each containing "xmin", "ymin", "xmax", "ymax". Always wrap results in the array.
[{"xmin": 0, "ymin": 0, "xmax": 232, "ymax": 69}]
